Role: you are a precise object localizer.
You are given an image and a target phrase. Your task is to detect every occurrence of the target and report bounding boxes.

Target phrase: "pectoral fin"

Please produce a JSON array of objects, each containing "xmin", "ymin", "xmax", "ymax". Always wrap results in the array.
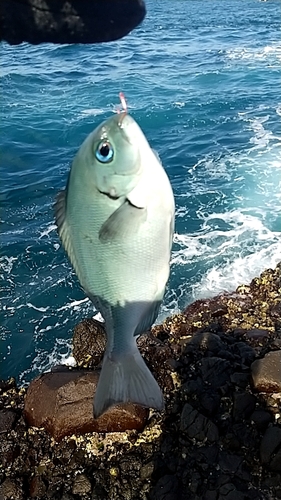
[
  {"xmin": 99, "ymin": 200, "xmax": 146, "ymax": 243},
  {"xmin": 54, "ymin": 190, "xmax": 68, "ymax": 244}
]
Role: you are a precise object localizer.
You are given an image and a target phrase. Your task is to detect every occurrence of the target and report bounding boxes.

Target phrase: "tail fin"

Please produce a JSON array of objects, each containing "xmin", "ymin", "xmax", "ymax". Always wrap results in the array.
[{"xmin": 94, "ymin": 348, "xmax": 164, "ymax": 418}]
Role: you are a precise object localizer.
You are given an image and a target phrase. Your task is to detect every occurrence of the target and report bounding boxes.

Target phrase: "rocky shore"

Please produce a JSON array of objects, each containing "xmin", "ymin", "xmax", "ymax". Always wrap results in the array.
[{"xmin": 1, "ymin": 263, "xmax": 280, "ymax": 500}]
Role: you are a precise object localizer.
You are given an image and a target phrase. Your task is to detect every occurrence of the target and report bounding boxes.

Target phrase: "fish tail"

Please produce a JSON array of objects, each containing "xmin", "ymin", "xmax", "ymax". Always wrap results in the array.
[{"xmin": 94, "ymin": 347, "xmax": 164, "ymax": 418}]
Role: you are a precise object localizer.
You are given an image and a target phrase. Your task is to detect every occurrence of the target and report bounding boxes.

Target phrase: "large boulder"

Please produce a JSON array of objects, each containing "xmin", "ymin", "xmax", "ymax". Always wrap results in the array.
[
  {"xmin": 1, "ymin": 0, "xmax": 146, "ymax": 45},
  {"xmin": 24, "ymin": 369, "xmax": 148, "ymax": 441},
  {"xmin": 251, "ymin": 350, "xmax": 281, "ymax": 393}
]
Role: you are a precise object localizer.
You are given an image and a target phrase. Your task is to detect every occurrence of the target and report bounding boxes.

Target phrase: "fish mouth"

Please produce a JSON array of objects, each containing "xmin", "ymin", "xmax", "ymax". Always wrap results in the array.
[{"xmin": 98, "ymin": 189, "xmax": 120, "ymax": 200}]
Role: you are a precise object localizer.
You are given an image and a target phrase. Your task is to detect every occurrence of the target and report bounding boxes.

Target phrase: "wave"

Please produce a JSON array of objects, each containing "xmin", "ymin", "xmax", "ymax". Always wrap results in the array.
[{"xmin": 225, "ymin": 42, "xmax": 281, "ymax": 65}]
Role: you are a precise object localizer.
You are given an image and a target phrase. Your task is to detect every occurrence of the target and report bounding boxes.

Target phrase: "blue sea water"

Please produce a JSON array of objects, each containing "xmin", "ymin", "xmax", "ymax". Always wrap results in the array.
[{"xmin": 1, "ymin": 0, "xmax": 281, "ymax": 383}]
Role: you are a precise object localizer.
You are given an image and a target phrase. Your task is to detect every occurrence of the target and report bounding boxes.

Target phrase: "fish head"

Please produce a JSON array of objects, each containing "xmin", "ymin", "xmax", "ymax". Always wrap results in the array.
[{"xmin": 77, "ymin": 112, "xmax": 148, "ymax": 200}]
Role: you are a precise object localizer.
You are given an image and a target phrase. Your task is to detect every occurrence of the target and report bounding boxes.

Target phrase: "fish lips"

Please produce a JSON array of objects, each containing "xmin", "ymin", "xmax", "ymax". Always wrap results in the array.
[{"xmin": 98, "ymin": 189, "xmax": 120, "ymax": 200}]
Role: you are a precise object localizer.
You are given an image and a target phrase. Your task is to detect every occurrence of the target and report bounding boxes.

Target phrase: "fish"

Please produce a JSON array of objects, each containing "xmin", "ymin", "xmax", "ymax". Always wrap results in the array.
[{"xmin": 55, "ymin": 99, "xmax": 175, "ymax": 418}]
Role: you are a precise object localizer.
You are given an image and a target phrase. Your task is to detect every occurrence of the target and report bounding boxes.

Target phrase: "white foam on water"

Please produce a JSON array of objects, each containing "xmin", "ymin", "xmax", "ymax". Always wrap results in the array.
[
  {"xmin": 38, "ymin": 223, "xmax": 57, "ymax": 239},
  {"xmin": 72, "ymin": 99, "xmax": 138, "ymax": 124},
  {"xmin": 225, "ymin": 43, "xmax": 281, "ymax": 65},
  {"xmin": 77, "ymin": 108, "xmax": 105, "ymax": 119},
  {"xmin": 0, "ymin": 255, "xmax": 17, "ymax": 276},
  {"xmin": 56, "ymin": 297, "xmax": 90, "ymax": 312},
  {"xmin": 19, "ymin": 339, "xmax": 76, "ymax": 386},
  {"xmin": 26, "ymin": 303, "xmax": 50, "ymax": 313},
  {"xmin": 191, "ymin": 238, "xmax": 281, "ymax": 301},
  {"xmin": 166, "ymin": 104, "xmax": 281, "ymax": 312}
]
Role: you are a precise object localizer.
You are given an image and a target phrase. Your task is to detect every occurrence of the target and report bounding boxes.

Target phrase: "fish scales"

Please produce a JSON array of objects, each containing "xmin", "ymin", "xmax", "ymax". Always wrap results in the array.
[{"xmin": 55, "ymin": 110, "xmax": 175, "ymax": 417}]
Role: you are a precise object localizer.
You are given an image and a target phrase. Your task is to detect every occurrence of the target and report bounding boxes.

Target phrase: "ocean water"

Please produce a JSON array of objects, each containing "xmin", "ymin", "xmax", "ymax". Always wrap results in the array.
[{"xmin": 1, "ymin": 0, "xmax": 281, "ymax": 384}]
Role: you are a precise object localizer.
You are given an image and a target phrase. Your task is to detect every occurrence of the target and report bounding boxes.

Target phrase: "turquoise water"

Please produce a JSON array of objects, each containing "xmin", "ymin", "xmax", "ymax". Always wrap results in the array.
[{"xmin": 1, "ymin": 0, "xmax": 281, "ymax": 383}]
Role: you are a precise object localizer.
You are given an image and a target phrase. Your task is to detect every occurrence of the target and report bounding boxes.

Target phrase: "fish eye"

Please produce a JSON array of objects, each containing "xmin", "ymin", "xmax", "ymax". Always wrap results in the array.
[{"xmin": 95, "ymin": 141, "xmax": 114, "ymax": 163}]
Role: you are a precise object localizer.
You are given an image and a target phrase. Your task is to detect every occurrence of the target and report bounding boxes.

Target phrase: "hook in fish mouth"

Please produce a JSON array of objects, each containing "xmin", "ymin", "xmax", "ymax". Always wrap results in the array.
[{"xmin": 117, "ymin": 92, "xmax": 128, "ymax": 127}]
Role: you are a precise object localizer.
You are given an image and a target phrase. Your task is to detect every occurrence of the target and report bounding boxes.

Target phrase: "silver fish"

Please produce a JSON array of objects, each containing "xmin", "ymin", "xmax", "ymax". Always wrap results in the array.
[{"xmin": 55, "ymin": 109, "xmax": 175, "ymax": 418}]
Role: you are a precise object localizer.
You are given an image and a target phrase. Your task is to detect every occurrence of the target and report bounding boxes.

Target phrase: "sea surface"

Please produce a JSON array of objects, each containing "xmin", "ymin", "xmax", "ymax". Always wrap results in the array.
[{"xmin": 1, "ymin": 0, "xmax": 281, "ymax": 383}]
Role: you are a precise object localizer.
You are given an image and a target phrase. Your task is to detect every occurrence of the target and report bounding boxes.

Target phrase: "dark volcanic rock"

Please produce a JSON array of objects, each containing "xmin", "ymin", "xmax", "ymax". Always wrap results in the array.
[
  {"xmin": 260, "ymin": 427, "xmax": 281, "ymax": 471},
  {"xmin": 232, "ymin": 392, "xmax": 256, "ymax": 421},
  {"xmin": 24, "ymin": 370, "xmax": 148, "ymax": 440},
  {"xmin": 245, "ymin": 328, "xmax": 271, "ymax": 340},
  {"xmin": 251, "ymin": 410, "xmax": 273, "ymax": 431},
  {"xmin": 1, "ymin": 263, "xmax": 281, "ymax": 500},
  {"xmin": 200, "ymin": 357, "xmax": 232, "ymax": 388},
  {"xmin": 180, "ymin": 403, "xmax": 219, "ymax": 442},
  {"xmin": 150, "ymin": 475, "xmax": 179, "ymax": 500},
  {"xmin": 251, "ymin": 350, "xmax": 281, "ymax": 392},
  {"xmin": 1, "ymin": 0, "xmax": 146, "ymax": 45}
]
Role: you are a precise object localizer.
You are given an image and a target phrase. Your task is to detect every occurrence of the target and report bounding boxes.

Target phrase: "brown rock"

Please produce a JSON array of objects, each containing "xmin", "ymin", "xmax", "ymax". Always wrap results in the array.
[
  {"xmin": 29, "ymin": 476, "xmax": 46, "ymax": 498},
  {"xmin": 72, "ymin": 318, "xmax": 106, "ymax": 368},
  {"xmin": 72, "ymin": 473, "xmax": 92, "ymax": 496},
  {"xmin": 24, "ymin": 369, "xmax": 148, "ymax": 441},
  {"xmin": 0, "ymin": 478, "xmax": 23, "ymax": 500},
  {"xmin": 0, "ymin": 409, "xmax": 17, "ymax": 433},
  {"xmin": 251, "ymin": 350, "xmax": 281, "ymax": 392}
]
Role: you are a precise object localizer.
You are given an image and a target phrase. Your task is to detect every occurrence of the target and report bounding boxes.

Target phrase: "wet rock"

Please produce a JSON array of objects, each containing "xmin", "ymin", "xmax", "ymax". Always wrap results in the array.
[
  {"xmin": 140, "ymin": 461, "xmax": 154, "ymax": 480},
  {"xmin": 72, "ymin": 318, "xmax": 106, "ymax": 368},
  {"xmin": 151, "ymin": 475, "xmax": 179, "ymax": 500},
  {"xmin": 232, "ymin": 392, "xmax": 256, "ymax": 421},
  {"xmin": 199, "ymin": 391, "xmax": 221, "ymax": 416},
  {"xmin": 251, "ymin": 409, "xmax": 273, "ymax": 431},
  {"xmin": 245, "ymin": 328, "xmax": 271, "ymax": 340},
  {"xmin": 251, "ymin": 350, "xmax": 281, "ymax": 392},
  {"xmin": 260, "ymin": 427, "xmax": 281, "ymax": 471},
  {"xmin": 234, "ymin": 342, "xmax": 256, "ymax": 365},
  {"xmin": 24, "ymin": 369, "xmax": 148, "ymax": 440},
  {"xmin": 204, "ymin": 491, "xmax": 218, "ymax": 500},
  {"xmin": 246, "ymin": 328, "xmax": 272, "ymax": 345},
  {"xmin": 72, "ymin": 473, "xmax": 92, "ymax": 496},
  {"xmin": 218, "ymin": 451, "xmax": 243, "ymax": 474},
  {"xmin": 218, "ymin": 483, "xmax": 246, "ymax": 500},
  {"xmin": 0, "ymin": 378, "xmax": 16, "ymax": 392},
  {"xmin": 209, "ymin": 303, "xmax": 228, "ymax": 318},
  {"xmin": 180, "ymin": 403, "xmax": 219, "ymax": 442},
  {"xmin": 270, "ymin": 450, "xmax": 281, "ymax": 473},
  {"xmin": 185, "ymin": 331, "xmax": 225, "ymax": 354},
  {"xmin": 0, "ymin": 478, "xmax": 23, "ymax": 499},
  {"xmin": 200, "ymin": 357, "xmax": 232, "ymax": 389},
  {"xmin": 230, "ymin": 372, "xmax": 249, "ymax": 388},
  {"xmin": 271, "ymin": 302, "xmax": 281, "ymax": 329},
  {"xmin": 29, "ymin": 476, "xmax": 46, "ymax": 498},
  {"xmin": 0, "ymin": 409, "xmax": 17, "ymax": 433}
]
